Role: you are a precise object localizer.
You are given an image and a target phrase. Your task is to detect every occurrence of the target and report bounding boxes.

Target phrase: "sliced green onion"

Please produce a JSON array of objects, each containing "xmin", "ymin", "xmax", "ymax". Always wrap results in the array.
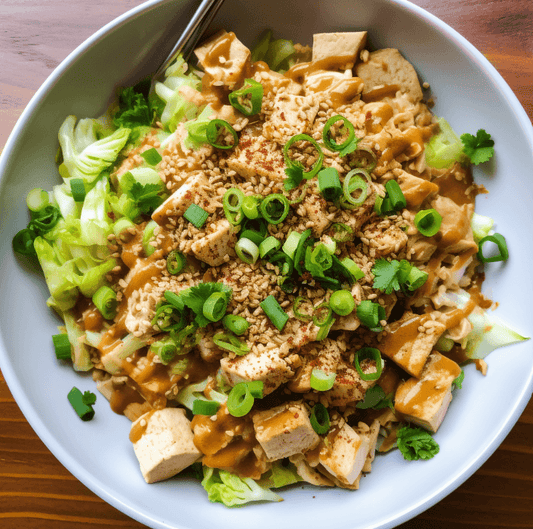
[
  {"xmin": 350, "ymin": 147, "xmax": 377, "ymax": 172},
  {"xmin": 142, "ymin": 219, "xmax": 158, "ymax": 256},
  {"xmin": 247, "ymin": 381, "xmax": 264, "ymax": 399},
  {"xmin": 318, "ymin": 167, "xmax": 342, "ymax": 201},
  {"xmin": 228, "ymin": 78, "xmax": 264, "ymax": 116},
  {"xmin": 240, "ymin": 229, "xmax": 265, "ymax": 247},
  {"xmin": 342, "ymin": 168, "xmax": 370, "ymax": 208},
  {"xmin": 259, "ymin": 236, "xmax": 281, "ymax": 259},
  {"xmin": 171, "ymin": 323, "xmax": 200, "ymax": 353},
  {"xmin": 357, "ymin": 300, "xmax": 385, "ymax": 331},
  {"xmin": 384, "ymin": 180, "xmax": 406, "ymax": 212},
  {"xmin": 67, "ymin": 387, "xmax": 95, "ymax": 421},
  {"xmin": 12, "ymin": 228, "xmax": 37, "ymax": 256},
  {"xmin": 278, "ymin": 275, "xmax": 297, "ymax": 294},
  {"xmin": 316, "ymin": 315, "xmax": 335, "ymax": 341},
  {"xmin": 26, "ymin": 188, "xmax": 50, "ymax": 212},
  {"xmin": 164, "ymin": 290, "xmax": 185, "ymax": 310},
  {"xmin": 282, "ymin": 231, "xmax": 301, "ymax": 260},
  {"xmin": 151, "ymin": 338, "xmax": 178, "ymax": 364},
  {"xmin": 477, "ymin": 233, "xmax": 509, "ymax": 263},
  {"xmin": 92, "ymin": 286, "xmax": 118, "ymax": 320},
  {"xmin": 151, "ymin": 303, "xmax": 186, "ymax": 332},
  {"xmin": 242, "ymin": 195, "xmax": 262, "ymax": 219},
  {"xmin": 414, "ymin": 208, "xmax": 442, "ymax": 237},
  {"xmin": 69, "ymin": 178, "xmax": 86, "ymax": 202},
  {"xmin": 140, "ymin": 147, "xmax": 163, "ymax": 166},
  {"xmin": 309, "ymin": 402, "xmax": 330, "ymax": 434},
  {"xmin": 310, "ymin": 368, "xmax": 336, "ymax": 391},
  {"xmin": 260, "ymin": 295, "xmax": 289, "ymax": 331},
  {"xmin": 206, "ymin": 119, "xmax": 238, "ymax": 149},
  {"xmin": 259, "ymin": 194, "xmax": 289, "ymax": 225},
  {"xmin": 227, "ymin": 382, "xmax": 255, "ymax": 417},
  {"xmin": 405, "ymin": 266, "xmax": 428, "ymax": 291},
  {"xmin": 293, "ymin": 228, "xmax": 312, "ymax": 275},
  {"xmin": 322, "ymin": 115, "xmax": 356, "ymax": 154},
  {"xmin": 184, "ymin": 203, "xmax": 209, "ymax": 228},
  {"xmin": 354, "ymin": 347, "xmax": 383, "ymax": 381},
  {"xmin": 329, "ymin": 223, "xmax": 353, "ymax": 243},
  {"xmin": 283, "ymin": 133, "xmax": 324, "ymax": 180},
  {"xmin": 293, "ymin": 297, "xmax": 313, "ymax": 322},
  {"xmin": 223, "ymin": 187, "xmax": 245, "ymax": 225},
  {"xmin": 166, "ymin": 249, "xmax": 187, "ymax": 275},
  {"xmin": 192, "ymin": 399, "xmax": 220, "ymax": 416},
  {"xmin": 235, "ymin": 237, "xmax": 259, "ymax": 264},
  {"xmin": 329, "ymin": 290, "xmax": 355, "ymax": 316},
  {"xmin": 222, "ymin": 314, "xmax": 250, "ymax": 336},
  {"xmin": 340, "ymin": 257, "xmax": 365, "ymax": 282},
  {"xmin": 269, "ymin": 251, "xmax": 294, "ymax": 276},
  {"xmin": 374, "ymin": 194, "xmax": 384, "ymax": 215},
  {"xmin": 213, "ymin": 331, "xmax": 250, "ymax": 356},
  {"xmin": 29, "ymin": 205, "xmax": 61, "ymax": 233},
  {"xmin": 203, "ymin": 292, "xmax": 229, "ymax": 322},
  {"xmin": 313, "ymin": 302, "xmax": 332, "ymax": 327},
  {"xmin": 113, "ymin": 218, "xmax": 135, "ymax": 241},
  {"xmin": 53, "ymin": 333, "xmax": 71, "ymax": 360},
  {"xmin": 308, "ymin": 244, "xmax": 333, "ymax": 274}
]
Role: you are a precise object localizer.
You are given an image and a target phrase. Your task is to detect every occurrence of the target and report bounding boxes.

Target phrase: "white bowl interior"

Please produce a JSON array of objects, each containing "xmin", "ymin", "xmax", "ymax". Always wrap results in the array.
[{"xmin": 1, "ymin": 0, "xmax": 532, "ymax": 528}]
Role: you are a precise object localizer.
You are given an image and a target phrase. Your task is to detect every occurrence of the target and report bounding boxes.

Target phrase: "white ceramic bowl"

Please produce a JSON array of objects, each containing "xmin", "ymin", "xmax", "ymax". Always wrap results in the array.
[{"xmin": 1, "ymin": 0, "xmax": 532, "ymax": 528}]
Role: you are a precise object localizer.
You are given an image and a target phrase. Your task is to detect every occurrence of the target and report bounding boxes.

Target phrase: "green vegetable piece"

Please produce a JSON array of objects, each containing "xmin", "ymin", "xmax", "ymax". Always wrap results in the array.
[
  {"xmin": 227, "ymin": 382, "xmax": 255, "ymax": 417},
  {"xmin": 329, "ymin": 290, "xmax": 355, "ymax": 316},
  {"xmin": 92, "ymin": 286, "xmax": 118, "ymax": 320},
  {"xmin": 397, "ymin": 425, "xmax": 440, "ymax": 461},
  {"xmin": 461, "ymin": 129, "xmax": 495, "ymax": 165},
  {"xmin": 192, "ymin": 399, "xmax": 221, "ymax": 416},
  {"xmin": 53, "ymin": 333, "xmax": 72, "ymax": 360},
  {"xmin": 67, "ymin": 386, "xmax": 95, "ymax": 421},
  {"xmin": 228, "ymin": 78, "xmax": 264, "ymax": 116},
  {"xmin": 309, "ymin": 402, "xmax": 330, "ymax": 434},
  {"xmin": 310, "ymin": 368, "xmax": 336, "ymax": 391},
  {"xmin": 260, "ymin": 295, "xmax": 289, "ymax": 331},
  {"xmin": 184, "ymin": 203, "xmax": 209, "ymax": 228},
  {"xmin": 140, "ymin": 147, "xmax": 163, "ymax": 166}
]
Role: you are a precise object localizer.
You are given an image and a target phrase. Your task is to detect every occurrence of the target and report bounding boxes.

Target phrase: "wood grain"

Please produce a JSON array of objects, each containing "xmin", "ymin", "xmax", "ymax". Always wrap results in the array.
[{"xmin": 1, "ymin": 0, "xmax": 532, "ymax": 527}]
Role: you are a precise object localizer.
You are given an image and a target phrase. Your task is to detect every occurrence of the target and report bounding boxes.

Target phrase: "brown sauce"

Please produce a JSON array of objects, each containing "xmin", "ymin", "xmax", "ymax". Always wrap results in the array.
[
  {"xmin": 379, "ymin": 314, "xmax": 434, "ymax": 359},
  {"xmin": 110, "ymin": 382, "xmax": 146, "ymax": 415},
  {"xmin": 203, "ymin": 32, "xmax": 236, "ymax": 68},
  {"xmin": 129, "ymin": 409, "xmax": 155, "ymax": 443},
  {"xmin": 433, "ymin": 163, "xmax": 475, "ymax": 206}
]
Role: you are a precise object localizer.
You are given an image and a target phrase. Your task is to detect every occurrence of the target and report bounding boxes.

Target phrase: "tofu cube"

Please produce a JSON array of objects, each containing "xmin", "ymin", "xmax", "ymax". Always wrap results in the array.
[
  {"xmin": 312, "ymin": 32, "xmax": 368, "ymax": 70},
  {"xmin": 253, "ymin": 402, "xmax": 320, "ymax": 461},
  {"xmin": 130, "ymin": 408, "xmax": 201, "ymax": 483},
  {"xmin": 395, "ymin": 352, "xmax": 461, "ymax": 433},
  {"xmin": 190, "ymin": 218, "xmax": 237, "ymax": 266},
  {"xmin": 362, "ymin": 217, "xmax": 409, "ymax": 257},
  {"xmin": 379, "ymin": 311, "xmax": 446, "ymax": 378},
  {"xmin": 194, "ymin": 30, "xmax": 251, "ymax": 89},
  {"xmin": 318, "ymin": 421, "xmax": 370, "ymax": 486},
  {"xmin": 324, "ymin": 360, "xmax": 377, "ymax": 407}
]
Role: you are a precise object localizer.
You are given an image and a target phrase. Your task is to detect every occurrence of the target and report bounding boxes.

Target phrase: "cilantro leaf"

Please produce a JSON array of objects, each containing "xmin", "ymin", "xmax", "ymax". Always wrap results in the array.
[
  {"xmin": 82, "ymin": 391, "xmax": 97, "ymax": 406},
  {"xmin": 372, "ymin": 258, "xmax": 402, "ymax": 294},
  {"xmin": 397, "ymin": 425, "xmax": 440, "ymax": 461},
  {"xmin": 283, "ymin": 164, "xmax": 304, "ymax": 191},
  {"xmin": 338, "ymin": 136, "xmax": 360, "ymax": 158},
  {"xmin": 356, "ymin": 386, "xmax": 394, "ymax": 410},
  {"xmin": 460, "ymin": 129, "xmax": 494, "ymax": 165},
  {"xmin": 126, "ymin": 182, "xmax": 164, "ymax": 215},
  {"xmin": 452, "ymin": 369, "xmax": 465, "ymax": 390},
  {"xmin": 113, "ymin": 87, "xmax": 153, "ymax": 129}
]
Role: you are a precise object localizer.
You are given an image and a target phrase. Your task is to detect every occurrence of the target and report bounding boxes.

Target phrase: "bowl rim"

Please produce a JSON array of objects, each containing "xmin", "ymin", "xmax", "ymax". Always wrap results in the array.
[{"xmin": 1, "ymin": 0, "xmax": 533, "ymax": 528}]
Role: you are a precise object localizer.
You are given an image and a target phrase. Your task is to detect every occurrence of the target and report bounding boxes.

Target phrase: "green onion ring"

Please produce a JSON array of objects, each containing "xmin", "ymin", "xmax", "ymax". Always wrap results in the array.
[
  {"xmin": 227, "ymin": 382, "xmax": 255, "ymax": 417},
  {"xmin": 235, "ymin": 237, "xmax": 259, "ymax": 264},
  {"xmin": 322, "ymin": 115, "xmax": 356, "ymax": 153},
  {"xmin": 206, "ymin": 119, "xmax": 238, "ymax": 149},
  {"xmin": 354, "ymin": 347, "xmax": 383, "ymax": 381},
  {"xmin": 259, "ymin": 194, "xmax": 290, "ymax": 225},
  {"xmin": 283, "ymin": 133, "xmax": 324, "ymax": 180},
  {"xmin": 342, "ymin": 168, "xmax": 371, "ymax": 208},
  {"xmin": 309, "ymin": 402, "xmax": 330, "ymax": 434}
]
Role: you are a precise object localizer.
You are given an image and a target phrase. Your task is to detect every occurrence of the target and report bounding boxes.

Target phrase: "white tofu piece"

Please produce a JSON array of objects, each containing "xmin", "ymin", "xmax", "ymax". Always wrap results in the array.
[
  {"xmin": 289, "ymin": 454, "xmax": 334, "ymax": 487},
  {"xmin": 226, "ymin": 123, "xmax": 286, "ymax": 182},
  {"xmin": 324, "ymin": 360, "xmax": 377, "ymax": 407},
  {"xmin": 355, "ymin": 48, "xmax": 423, "ymax": 103},
  {"xmin": 253, "ymin": 402, "xmax": 320, "ymax": 461},
  {"xmin": 253, "ymin": 69, "xmax": 303, "ymax": 98},
  {"xmin": 379, "ymin": 311, "xmax": 446, "ymax": 378},
  {"xmin": 220, "ymin": 346, "xmax": 294, "ymax": 394},
  {"xmin": 130, "ymin": 408, "xmax": 201, "ymax": 483},
  {"xmin": 301, "ymin": 192, "xmax": 331, "ymax": 236},
  {"xmin": 190, "ymin": 218, "xmax": 237, "ymax": 266},
  {"xmin": 362, "ymin": 217, "xmax": 409, "ymax": 257},
  {"xmin": 360, "ymin": 419, "xmax": 380, "ymax": 473},
  {"xmin": 151, "ymin": 171, "xmax": 211, "ymax": 226},
  {"xmin": 194, "ymin": 30, "xmax": 251, "ymax": 89},
  {"xmin": 312, "ymin": 32, "xmax": 368, "ymax": 70},
  {"xmin": 262, "ymin": 93, "xmax": 319, "ymax": 145},
  {"xmin": 318, "ymin": 421, "xmax": 370, "ymax": 486},
  {"xmin": 395, "ymin": 352, "xmax": 461, "ymax": 433}
]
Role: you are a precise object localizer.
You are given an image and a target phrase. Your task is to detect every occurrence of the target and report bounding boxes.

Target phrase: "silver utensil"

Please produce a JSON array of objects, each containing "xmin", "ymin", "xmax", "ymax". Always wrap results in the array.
[{"xmin": 151, "ymin": 0, "xmax": 226, "ymax": 85}]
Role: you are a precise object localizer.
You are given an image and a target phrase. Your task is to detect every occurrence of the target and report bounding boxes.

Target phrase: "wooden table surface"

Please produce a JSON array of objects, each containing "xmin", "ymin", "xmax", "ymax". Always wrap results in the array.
[{"xmin": 1, "ymin": 0, "xmax": 532, "ymax": 527}]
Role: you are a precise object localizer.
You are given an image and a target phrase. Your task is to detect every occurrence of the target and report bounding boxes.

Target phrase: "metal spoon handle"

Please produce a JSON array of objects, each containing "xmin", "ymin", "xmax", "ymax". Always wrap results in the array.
[{"xmin": 153, "ymin": 0, "xmax": 226, "ymax": 80}]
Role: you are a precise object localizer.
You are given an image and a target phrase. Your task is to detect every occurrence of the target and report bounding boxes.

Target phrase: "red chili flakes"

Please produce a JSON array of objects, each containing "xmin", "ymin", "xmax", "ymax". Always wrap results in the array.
[{"xmin": 365, "ymin": 111, "xmax": 372, "ymax": 121}]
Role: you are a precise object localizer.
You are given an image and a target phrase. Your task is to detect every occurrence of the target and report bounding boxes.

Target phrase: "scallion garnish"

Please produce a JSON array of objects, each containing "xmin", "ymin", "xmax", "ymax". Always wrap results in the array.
[
  {"xmin": 223, "ymin": 187, "xmax": 245, "ymax": 225},
  {"xmin": 477, "ymin": 233, "xmax": 509, "ymax": 263},
  {"xmin": 222, "ymin": 314, "xmax": 250, "ymax": 336},
  {"xmin": 339, "ymin": 257, "xmax": 365, "ymax": 283},
  {"xmin": 414, "ymin": 208, "xmax": 442, "ymax": 237},
  {"xmin": 53, "ymin": 333, "xmax": 71, "ymax": 360},
  {"xmin": 269, "ymin": 251, "xmax": 294, "ymax": 276},
  {"xmin": 26, "ymin": 188, "xmax": 50, "ymax": 212},
  {"xmin": 235, "ymin": 237, "xmax": 260, "ymax": 265},
  {"xmin": 322, "ymin": 115, "xmax": 359, "ymax": 157},
  {"xmin": 70, "ymin": 178, "xmax": 86, "ymax": 202},
  {"xmin": 293, "ymin": 296, "xmax": 313, "ymax": 322},
  {"xmin": 239, "ymin": 229, "xmax": 265, "ymax": 247},
  {"xmin": 113, "ymin": 217, "xmax": 135, "ymax": 242},
  {"xmin": 12, "ymin": 228, "xmax": 37, "ymax": 256},
  {"xmin": 329, "ymin": 290, "xmax": 355, "ymax": 316},
  {"xmin": 151, "ymin": 304, "xmax": 186, "ymax": 332},
  {"xmin": 313, "ymin": 302, "xmax": 332, "ymax": 327},
  {"xmin": 192, "ymin": 399, "xmax": 221, "ymax": 416},
  {"xmin": 259, "ymin": 236, "xmax": 281, "ymax": 259},
  {"xmin": 142, "ymin": 219, "xmax": 158, "ymax": 256},
  {"xmin": 310, "ymin": 368, "xmax": 336, "ymax": 391},
  {"xmin": 283, "ymin": 133, "xmax": 324, "ymax": 190},
  {"xmin": 247, "ymin": 381, "xmax": 264, "ymax": 399},
  {"xmin": 184, "ymin": 203, "xmax": 209, "ymax": 229},
  {"xmin": 67, "ymin": 387, "xmax": 96, "ymax": 421},
  {"xmin": 202, "ymin": 292, "xmax": 229, "ymax": 322},
  {"xmin": 242, "ymin": 195, "xmax": 262, "ymax": 219},
  {"xmin": 309, "ymin": 402, "xmax": 330, "ymax": 434},
  {"xmin": 92, "ymin": 286, "xmax": 118, "ymax": 320},
  {"xmin": 293, "ymin": 228, "xmax": 312, "ymax": 275},
  {"xmin": 329, "ymin": 222, "xmax": 354, "ymax": 242},
  {"xmin": 318, "ymin": 167, "xmax": 342, "ymax": 201},
  {"xmin": 228, "ymin": 78, "xmax": 264, "ymax": 116},
  {"xmin": 166, "ymin": 249, "xmax": 187, "ymax": 275},
  {"xmin": 151, "ymin": 337, "xmax": 178, "ymax": 364},
  {"xmin": 206, "ymin": 119, "xmax": 238, "ymax": 149},
  {"xmin": 260, "ymin": 295, "xmax": 289, "ymax": 331},
  {"xmin": 354, "ymin": 347, "xmax": 383, "ymax": 381},
  {"xmin": 227, "ymin": 382, "xmax": 255, "ymax": 417},
  {"xmin": 342, "ymin": 168, "xmax": 370, "ymax": 208},
  {"xmin": 140, "ymin": 147, "xmax": 163, "ymax": 166},
  {"xmin": 213, "ymin": 331, "xmax": 250, "ymax": 356},
  {"xmin": 384, "ymin": 180, "xmax": 406, "ymax": 212},
  {"xmin": 357, "ymin": 300, "xmax": 386, "ymax": 331},
  {"xmin": 259, "ymin": 194, "xmax": 289, "ymax": 225},
  {"xmin": 350, "ymin": 146, "xmax": 377, "ymax": 172},
  {"xmin": 282, "ymin": 231, "xmax": 301, "ymax": 260}
]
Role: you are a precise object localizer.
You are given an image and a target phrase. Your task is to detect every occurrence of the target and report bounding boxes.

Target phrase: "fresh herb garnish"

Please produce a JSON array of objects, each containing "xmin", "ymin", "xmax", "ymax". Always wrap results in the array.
[
  {"xmin": 283, "ymin": 164, "xmax": 304, "ymax": 191},
  {"xmin": 372, "ymin": 258, "xmax": 428, "ymax": 295},
  {"xmin": 452, "ymin": 369, "xmax": 465, "ymax": 390},
  {"xmin": 82, "ymin": 391, "xmax": 97, "ymax": 406},
  {"xmin": 122, "ymin": 172, "xmax": 164, "ymax": 215},
  {"xmin": 113, "ymin": 86, "xmax": 153, "ymax": 129},
  {"xmin": 460, "ymin": 129, "xmax": 495, "ymax": 165},
  {"xmin": 356, "ymin": 386, "xmax": 394, "ymax": 410},
  {"xmin": 397, "ymin": 425, "xmax": 440, "ymax": 461}
]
